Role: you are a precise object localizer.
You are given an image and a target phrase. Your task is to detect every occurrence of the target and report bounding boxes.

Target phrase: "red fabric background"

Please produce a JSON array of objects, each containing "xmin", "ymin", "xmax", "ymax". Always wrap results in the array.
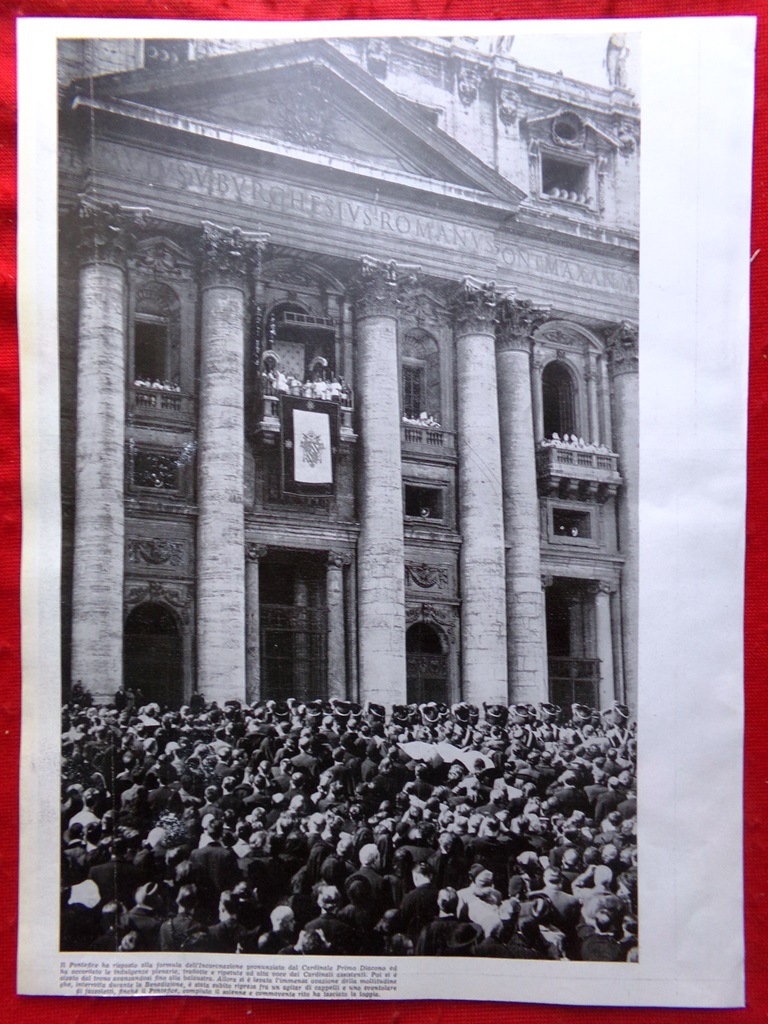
[{"xmin": 0, "ymin": 1, "xmax": 764, "ymax": 1020}]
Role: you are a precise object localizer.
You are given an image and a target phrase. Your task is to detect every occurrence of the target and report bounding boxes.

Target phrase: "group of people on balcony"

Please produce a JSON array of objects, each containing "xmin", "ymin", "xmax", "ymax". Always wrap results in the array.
[
  {"xmin": 402, "ymin": 411, "xmax": 442, "ymax": 429},
  {"xmin": 61, "ymin": 688, "xmax": 636, "ymax": 961},
  {"xmin": 541, "ymin": 434, "xmax": 613, "ymax": 454},
  {"xmin": 133, "ymin": 377, "xmax": 181, "ymax": 393},
  {"xmin": 260, "ymin": 353, "xmax": 352, "ymax": 406}
]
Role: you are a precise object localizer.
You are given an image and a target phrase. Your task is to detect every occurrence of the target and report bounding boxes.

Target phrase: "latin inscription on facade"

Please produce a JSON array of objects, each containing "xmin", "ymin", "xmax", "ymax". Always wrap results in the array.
[{"xmin": 95, "ymin": 142, "xmax": 637, "ymax": 297}]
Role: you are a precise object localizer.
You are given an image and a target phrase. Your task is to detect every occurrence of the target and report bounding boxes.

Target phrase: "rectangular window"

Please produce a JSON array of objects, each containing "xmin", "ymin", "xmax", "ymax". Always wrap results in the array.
[
  {"xmin": 402, "ymin": 364, "xmax": 425, "ymax": 420},
  {"xmin": 541, "ymin": 155, "xmax": 590, "ymax": 204},
  {"xmin": 134, "ymin": 319, "xmax": 169, "ymax": 383},
  {"xmin": 553, "ymin": 507, "xmax": 592, "ymax": 539},
  {"xmin": 405, "ymin": 484, "xmax": 443, "ymax": 520}
]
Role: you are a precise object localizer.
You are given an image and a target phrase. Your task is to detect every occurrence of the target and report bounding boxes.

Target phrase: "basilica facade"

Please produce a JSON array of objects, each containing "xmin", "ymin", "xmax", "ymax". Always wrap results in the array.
[{"xmin": 57, "ymin": 34, "xmax": 640, "ymax": 713}]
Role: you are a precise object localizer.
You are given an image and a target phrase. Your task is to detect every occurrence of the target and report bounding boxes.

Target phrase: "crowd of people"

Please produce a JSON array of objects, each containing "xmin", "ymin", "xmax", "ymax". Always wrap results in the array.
[{"xmin": 61, "ymin": 688, "xmax": 637, "ymax": 961}]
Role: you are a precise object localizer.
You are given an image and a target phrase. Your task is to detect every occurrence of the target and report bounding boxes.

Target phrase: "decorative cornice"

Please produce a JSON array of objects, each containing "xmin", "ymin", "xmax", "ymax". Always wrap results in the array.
[
  {"xmin": 350, "ymin": 255, "xmax": 420, "ymax": 320},
  {"xmin": 606, "ymin": 320, "xmax": 639, "ymax": 376},
  {"xmin": 496, "ymin": 298, "xmax": 550, "ymax": 354},
  {"xmin": 199, "ymin": 221, "xmax": 270, "ymax": 287},
  {"xmin": 77, "ymin": 195, "xmax": 151, "ymax": 268},
  {"xmin": 452, "ymin": 276, "xmax": 499, "ymax": 335}
]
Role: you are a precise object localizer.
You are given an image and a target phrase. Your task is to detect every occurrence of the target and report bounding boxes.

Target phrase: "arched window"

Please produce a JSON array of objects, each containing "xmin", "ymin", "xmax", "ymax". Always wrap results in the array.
[
  {"xmin": 401, "ymin": 331, "xmax": 441, "ymax": 422},
  {"xmin": 542, "ymin": 360, "xmax": 578, "ymax": 438},
  {"xmin": 123, "ymin": 602, "xmax": 183, "ymax": 708},
  {"xmin": 406, "ymin": 621, "xmax": 448, "ymax": 704},
  {"xmin": 133, "ymin": 282, "xmax": 181, "ymax": 386},
  {"xmin": 268, "ymin": 301, "xmax": 336, "ymax": 380}
]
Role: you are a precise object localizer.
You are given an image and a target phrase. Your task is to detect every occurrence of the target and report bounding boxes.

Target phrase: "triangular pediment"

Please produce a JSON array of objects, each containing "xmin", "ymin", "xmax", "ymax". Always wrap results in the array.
[{"xmin": 70, "ymin": 40, "xmax": 525, "ymax": 213}]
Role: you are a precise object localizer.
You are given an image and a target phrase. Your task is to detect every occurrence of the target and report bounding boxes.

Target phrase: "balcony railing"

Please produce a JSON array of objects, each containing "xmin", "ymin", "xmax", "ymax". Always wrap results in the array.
[
  {"xmin": 256, "ymin": 376, "xmax": 355, "ymax": 438},
  {"xmin": 401, "ymin": 423, "xmax": 456, "ymax": 457},
  {"xmin": 537, "ymin": 438, "xmax": 622, "ymax": 500},
  {"xmin": 131, "ymin": 384, "xmax": 194, "ymax": 421}
]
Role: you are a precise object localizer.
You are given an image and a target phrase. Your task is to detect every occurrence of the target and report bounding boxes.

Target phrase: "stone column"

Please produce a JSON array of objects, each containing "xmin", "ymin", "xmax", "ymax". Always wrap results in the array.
[
  {"xmin": 345, "ymin": 555, "xmax": 359, "ymax": 702},
  {"xmin": 453, "ymin": 278, "xmax": 508, "ymax": 704},
  {"xmin": 496, "ymin": 300, "xmax": 549, "ymax": 705},
  {"xmin": 531, "ymin": 353, "xmax": 545, "ymax": 443},
  {"xmin": 245, "ymin": 543, "xmax": 267, "ymax": 703},
  {"xmin": 599, "ymin": 355, "xmax": 614, "ymax": 451},
  {"xmin": 593, "ymin": 581, "xmax": 616, "ymax": 710},
  {"xmin": 196, "ymin": 222, "xmax": 258, "ymax": 704},
  {"xmin": 327, "ymin": 552, "xmax": 351, "ymax": 700},
  {"xmin": 607, "ymin": 322, "xmax": 639, "ymax": 711},
  {"xmin": 351, "ymin": 257, "xmax": 416, "ymax": 703},
  {"xmin": 586, "ymin": 363, "xmax": 601, "ymax": 444},
  {"xmin": 71, "ymin": 198, "xmax": 145, "ymax": 703}
]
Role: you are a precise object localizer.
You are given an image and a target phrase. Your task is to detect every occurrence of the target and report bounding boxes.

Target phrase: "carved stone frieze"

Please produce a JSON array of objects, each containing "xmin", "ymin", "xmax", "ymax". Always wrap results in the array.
[
  {"xmin": 124, "ymin": 579, "xmax": 193, "ymax": 624},
  {"xmin": 127, "ymin": 538, "xmax": 186, "ymax": 568},
  {"xmin": 497, "ymin": 87, "xmax": 518, "ymax": 127},
  {"xmin": 78, "ymin": 195, "xmax": 151, "ymax": 267},
  {"xmin": 128, "ymin": 236, "xmax": 193, "ymax": 280},
  {"xmin": 456, "ymin": 64, "xmax": 481, "ymax": 106},
  {"xmin": 405, "ymin": 562, "xmax": 450, "ymax": 591},
  {"xmin": 350, "ymin": 255, "xmax": 420, "ymax": 320},
  {"xmin": 452, "ymin": 276, "xmax": 499, "ymax": 335},
  {"xmin": 399, "ymin": 286, "xmax": 449, "ymax": 328},
  {"xmin": 606, "ymin": 321, "xmax": 639, "ymax": 376},
  {"xmin": 405, "ymin": 601, "xmax": 458, "ymax": 643},
  {"xmin": 496, "ymin": 298, "xmax": 550, "ymax": 354}
]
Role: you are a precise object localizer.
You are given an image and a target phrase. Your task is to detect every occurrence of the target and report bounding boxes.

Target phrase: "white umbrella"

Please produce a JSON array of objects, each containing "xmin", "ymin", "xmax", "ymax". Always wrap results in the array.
[{"xmin": 398, "ymin": 740, "xmax": 443, "ymax": 767}]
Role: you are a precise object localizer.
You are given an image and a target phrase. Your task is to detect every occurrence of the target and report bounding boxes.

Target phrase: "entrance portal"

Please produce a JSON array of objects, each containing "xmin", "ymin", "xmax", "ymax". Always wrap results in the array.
[
  {"xmin": 406, "ymin": 622, "xmax": 448, "ymax": 704},
  {"xmin": 259, "ymin": 554, "xmax": 328, "ymax": 702},
  {"xmin": 123, "ymin": 602, "xmax": 183, "ymax": 708},
  {"xmin": 545, "ymin": 580, "xmax": 599, "ymax": 709}
]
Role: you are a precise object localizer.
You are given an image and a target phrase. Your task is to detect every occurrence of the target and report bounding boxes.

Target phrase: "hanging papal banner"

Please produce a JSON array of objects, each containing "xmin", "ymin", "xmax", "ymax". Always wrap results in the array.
[{"xmin": 280, "ymin": 394, "xmax": 338, "ymax": 496}]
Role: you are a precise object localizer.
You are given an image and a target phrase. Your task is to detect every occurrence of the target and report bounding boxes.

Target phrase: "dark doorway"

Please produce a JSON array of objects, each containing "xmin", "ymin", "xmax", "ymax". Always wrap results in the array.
[
  {"xmin": 406, "ymin": 622, "xmax": 448, "ymax": 704},
  {"xmin": 542, "ymin": 360, "xmax": 577, "ymax": 438},
  {"xmin": 123, "ymin": 602, "xmax": 183, "ymax": 708},
  {"xmin": 259, "ymin": 555, "xmax": 328, "ymax": 702},
  {"xmin": 545, "ymin": 581, "xmax": 599, "ymax": 709}
]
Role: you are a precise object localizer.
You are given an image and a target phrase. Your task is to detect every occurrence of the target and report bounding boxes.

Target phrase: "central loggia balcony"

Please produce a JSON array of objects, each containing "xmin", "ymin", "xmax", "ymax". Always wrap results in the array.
[
  {"xmin": 536, "ymin": 436, "xmax": 622, "ymax": 501},
  {"xmin": 256, "ymin": 376, "xmax": 356, "ymax": 441}
]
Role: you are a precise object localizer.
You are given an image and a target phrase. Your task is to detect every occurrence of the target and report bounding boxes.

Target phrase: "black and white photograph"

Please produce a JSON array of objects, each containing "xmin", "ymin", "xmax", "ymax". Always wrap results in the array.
[
  {"xmin": 17, "ymin": 17, "xmax": 753, "ymax": 1005},
  {"xmin": 56, "ymin": 29, "xmax": 640, "ymax": 964}
]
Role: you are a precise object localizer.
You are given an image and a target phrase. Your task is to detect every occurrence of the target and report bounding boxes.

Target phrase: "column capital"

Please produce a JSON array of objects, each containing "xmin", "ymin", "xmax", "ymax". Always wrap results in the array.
[
  {"xmin": 495, "ymin": 298, "xmax": 551, "ymax": 354},
  {"xmin": 540, "ymin": 574, "xmax": 555, "ymax": 589},
  {"xmin": 349, "ymin": 255, "xmax": 420, "ymax": 319},
  {"xmin": 199, "ymin": 221, "xmax": 270, "ymax": 287},
  {"xmin": 451, "ymin": 276, "xmax": 499, "ymax": 335},
  {"xmin": 245, "ymin": 542, "xmax": 268, "ymax": 563},
  {"xmin": 328, "ymin": 550, "xmax": 352, "ymax": 569},
  {"xmin": 588, "ymin": 579, "xmax": 618, "ymax": 596},
  {"xmin": 606, "ymin": 320, "xmax": 639, "ymax": 376},
  {"xmin": 77, "ymin": 195, "xmax": 152, "ymax": 267}
]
